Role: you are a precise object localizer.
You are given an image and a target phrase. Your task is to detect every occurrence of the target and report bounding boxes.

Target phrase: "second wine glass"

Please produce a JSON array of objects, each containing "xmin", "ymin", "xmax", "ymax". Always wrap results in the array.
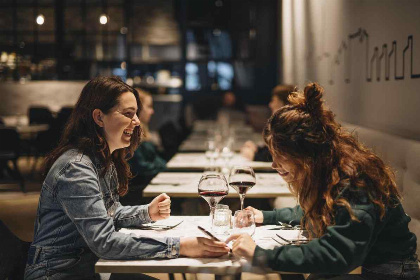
[
  {"xmin": 198, "ymin": 173, "xmax": 229, "ymax": 229},
  {"xmin": 229, "ymin": 166, "xmax": 256, "ymax": 210}
]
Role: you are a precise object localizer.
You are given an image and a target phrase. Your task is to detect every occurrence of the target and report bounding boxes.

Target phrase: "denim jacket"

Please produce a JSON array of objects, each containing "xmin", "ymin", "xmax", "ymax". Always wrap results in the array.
[{"xmin": 25, "ymin": 149, "xmax": 180, "ymax": 279}]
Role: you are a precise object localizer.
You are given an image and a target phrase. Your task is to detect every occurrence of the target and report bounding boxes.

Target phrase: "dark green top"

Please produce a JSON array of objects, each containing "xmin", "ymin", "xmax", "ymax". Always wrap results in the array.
[
  {"xmin": 129, "ymin": 141, "xmax": 166, "ymax": 179},
  {"xmin": 253, "ymin": 187, "xmax": 417, "ymax": 274}
]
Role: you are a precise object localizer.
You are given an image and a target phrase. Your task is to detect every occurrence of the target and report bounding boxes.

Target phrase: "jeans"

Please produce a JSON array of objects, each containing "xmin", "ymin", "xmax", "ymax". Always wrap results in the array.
[
  {"xmin": 25, "ymin": 247, "xmax": 99, "ymax": 280},
  {"xmin": 307, "ymin": 255, "xmax": 420, "ymax": 280}
]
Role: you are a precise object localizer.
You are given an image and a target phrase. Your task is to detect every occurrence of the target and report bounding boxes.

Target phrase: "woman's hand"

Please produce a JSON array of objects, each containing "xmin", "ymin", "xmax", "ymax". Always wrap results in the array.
[
  {"xmin": 148, "ymin": 193, "xmax": 171, "ymax": 221},
  {"xmin": 245, "ymin": 206, "xmax": 263, "ymax": 223},
  {"xmin": 180, "ymin": 237, "xmax": 230, "ymax": 257},
  {"xmin": 225, "ymin": 233, "xmax": 256, "ymax": 262}
]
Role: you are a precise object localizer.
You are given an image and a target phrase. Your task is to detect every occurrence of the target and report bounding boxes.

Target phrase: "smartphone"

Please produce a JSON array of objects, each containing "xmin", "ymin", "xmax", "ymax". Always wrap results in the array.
[
  {"xmin": 198, "ymin": 226, "xmax": 233, "ymax": 253},
  {"xmin": 197, "ymin": 226, "xmax": 221, "ymax": 241}
]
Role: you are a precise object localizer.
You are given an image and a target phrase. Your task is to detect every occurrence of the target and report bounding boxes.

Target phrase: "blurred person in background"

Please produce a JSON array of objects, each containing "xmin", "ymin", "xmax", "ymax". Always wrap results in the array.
[
  {"xmin": 25, "ymin": 77, "xmax": 230, "ymax": 280},
  {"xmin": 120, "ymin": 89, "xmax": 167, "ymax": 206},
  {"xmin": 227, "ymin": 83, "xmax": 420, "ymax": 280},
  {"xmin": 241, "ymin": 84, "xmax": 295, "ymax": 161}
]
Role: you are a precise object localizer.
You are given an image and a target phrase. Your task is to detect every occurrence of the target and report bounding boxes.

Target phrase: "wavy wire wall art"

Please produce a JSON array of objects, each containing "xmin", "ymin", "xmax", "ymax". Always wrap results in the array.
[{"xmin": 308, "ymin": 28, "xmax": 420, "ymax": 85}]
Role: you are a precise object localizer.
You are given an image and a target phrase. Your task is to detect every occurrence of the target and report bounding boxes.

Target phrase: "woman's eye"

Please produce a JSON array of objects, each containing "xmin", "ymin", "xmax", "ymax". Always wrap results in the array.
[{"xmin": 124, "ymin": 112, "xmax": 135, "ymax": 118}]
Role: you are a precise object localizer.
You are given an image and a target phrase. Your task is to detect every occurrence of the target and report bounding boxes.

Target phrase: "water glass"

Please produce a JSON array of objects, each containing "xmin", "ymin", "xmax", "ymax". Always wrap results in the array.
[
  {"xmin": 233, "ymin": 209, "xmax": 256, "ymax": 236},
  {"xmin": 212, "ymin": 205, "xmax": 232, "ymax": 235}
]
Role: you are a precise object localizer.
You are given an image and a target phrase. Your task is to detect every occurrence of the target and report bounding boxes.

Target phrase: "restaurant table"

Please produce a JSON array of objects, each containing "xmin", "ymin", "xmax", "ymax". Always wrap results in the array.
[
  {"xmin": 179, "ymin": 132, "xmax": 262, "ymax": 153},
  {"xmin": 0, "ymin": 124, "xmax": 49, "ymax": 139},
  {"xmin": 166, "ymin": 153, "xmax": 273, "ymax": 172},
  {"xmin": 95, "ymin": 216, "xmax": 309, "ymax": 279},
  {"xmin": 191, "ymin": 120, "xmax": 252, "ymax": 133},
  {"xmin": 143, "ymin": 172, "xmax": 292, "ymax": 198},
  {"xmin": 96, "ymin": 216, "xmax": 361, "ymax": 278}
]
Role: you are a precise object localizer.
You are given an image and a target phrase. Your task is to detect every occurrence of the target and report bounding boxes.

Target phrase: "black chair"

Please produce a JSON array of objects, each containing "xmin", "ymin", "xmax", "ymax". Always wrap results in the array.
[
  {"xmin": 31, "ymin": 106, "xmax": 73, "ymax": 173},
  {"xmin": 158, "ymin": 121, "xmax": 183, "ymax": 161},
  {"xmin": 0, "ymin": 127, "xmax": 25, "ymax": 192},
  {"xmin": 28, "ymin": 106, "xmax": 54, "ymax": 125},
  {"xmin": 0, "ymin": 220, "xmax": 31, "ymax": 280}
]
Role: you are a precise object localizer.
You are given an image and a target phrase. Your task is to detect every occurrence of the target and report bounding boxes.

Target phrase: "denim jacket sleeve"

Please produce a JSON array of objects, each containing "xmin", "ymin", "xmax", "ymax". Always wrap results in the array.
[
  {"xmin": 113, "ymin": 203, "xmax": 153, "ymax": 228},
  {"xmin": 56, "ymin": 160, "xmax": 180, "ymax": 260}
]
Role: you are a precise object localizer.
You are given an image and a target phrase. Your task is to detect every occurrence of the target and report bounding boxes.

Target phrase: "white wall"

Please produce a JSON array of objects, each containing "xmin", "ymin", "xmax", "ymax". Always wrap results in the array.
[
  {"xmin": 281, "ymin": 0, "xmax": 420, "ymax": 140},
  {"xmin": 0, "ymin": 81, "xmax": 85, "ymax": 115}
]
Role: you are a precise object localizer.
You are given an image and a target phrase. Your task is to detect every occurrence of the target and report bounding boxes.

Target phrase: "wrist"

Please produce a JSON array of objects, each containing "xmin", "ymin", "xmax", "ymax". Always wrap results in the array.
[
  {"xmin": 147, "ymin": 203, "xmax": 156, "ymax": 221},
  {"xmin": 179, "ymin": 237, "xmax": 189, "ymax": 256}
]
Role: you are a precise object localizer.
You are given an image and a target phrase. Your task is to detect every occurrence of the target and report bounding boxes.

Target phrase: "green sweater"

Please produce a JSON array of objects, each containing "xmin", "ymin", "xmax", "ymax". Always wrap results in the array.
[
  {"xmin": 253, "ymin": 187, "xmax": 417, "ymax": 274},
  {"xmin": 129, "ymin": 141, "xmax": 166, "ymax": 178}
]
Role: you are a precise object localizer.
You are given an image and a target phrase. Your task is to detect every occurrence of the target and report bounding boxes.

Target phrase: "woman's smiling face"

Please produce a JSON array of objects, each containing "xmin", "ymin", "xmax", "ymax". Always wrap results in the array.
[
  {"xmin": 101, "ymin": 91, "xmax": 140, "ymax": 153},
  {"xmin": 271, "ymin": 152, "xmax": 299, "ymax": 183}
]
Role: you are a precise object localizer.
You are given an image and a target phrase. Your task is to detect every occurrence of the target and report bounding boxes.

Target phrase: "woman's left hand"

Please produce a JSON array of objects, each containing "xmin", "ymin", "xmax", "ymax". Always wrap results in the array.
[
  {"xmin": 148, "ymin": 193, "xmax": 171, "ymax": 221},
  {"xmin": 225, "ymin": 233, "xmax": 256, "ymax": 261}
]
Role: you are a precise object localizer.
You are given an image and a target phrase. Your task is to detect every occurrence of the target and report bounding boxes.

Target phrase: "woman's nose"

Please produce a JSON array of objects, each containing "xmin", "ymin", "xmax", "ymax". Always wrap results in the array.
[
  {"xmin": 271, "ymin": 161, "xmax": 277, "ymax": 170},
  {"xmin": 132, "ymin": 114, "xmax": 141, "ymax": 126}
]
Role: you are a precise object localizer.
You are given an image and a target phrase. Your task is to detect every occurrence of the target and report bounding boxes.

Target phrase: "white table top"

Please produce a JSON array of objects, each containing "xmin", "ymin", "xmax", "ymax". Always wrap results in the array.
[
  {"xmin": 144, "ymin": 172, "xmax": 292, "ymax": 198},
  {"xmin": 95, "ymin": 216, "xmax": 306, "ymax": 275},
  {"xmin": 179, "ymin": 133, "xmax": 262, "ymax": 152},
  {"xmin": 166, "ymin": 153, "xmax": 273, "ymax": 171}
]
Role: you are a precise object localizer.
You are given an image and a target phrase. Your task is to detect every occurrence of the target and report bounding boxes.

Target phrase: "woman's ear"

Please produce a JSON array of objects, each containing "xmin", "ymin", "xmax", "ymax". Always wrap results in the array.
[{"xmin": 92, "ymin": 109, "xmax": 104, "ymax": 127}]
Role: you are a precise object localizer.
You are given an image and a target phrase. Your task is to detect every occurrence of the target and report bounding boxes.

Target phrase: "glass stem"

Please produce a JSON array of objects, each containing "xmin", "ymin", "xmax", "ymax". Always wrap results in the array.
[
  {"xmin": 210, "ymin": 206, "xmax": 216, "ymax": 229},
  {"xmin": 240, "ymin": 194, "xmax": 245, "ymax": 210}
]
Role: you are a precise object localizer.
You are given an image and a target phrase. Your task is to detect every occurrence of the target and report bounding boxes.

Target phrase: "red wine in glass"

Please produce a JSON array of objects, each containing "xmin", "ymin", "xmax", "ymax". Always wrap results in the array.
[
  {"xmin": 199, "ymin": 190, "xmax": 228, "ymax": 208},
  {"xmin": 229, "ymin": 166, "xmax": 256, "ymax": 210},
  {"xmin": 229, "ymin": 181, "xmax": 256, "ymax": 195}
]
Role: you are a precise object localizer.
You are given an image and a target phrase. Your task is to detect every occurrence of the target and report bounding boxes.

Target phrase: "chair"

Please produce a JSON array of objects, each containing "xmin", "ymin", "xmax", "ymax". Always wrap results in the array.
[
  {"xmin": 28, "ymin": 106, "xmax": 54, "ymax": 125},
  {"xmin": 158, "ymin": 121, "xmax": 183, "ymax": 160},
  {"xmin": 0, "ymin": 220, "xmax": 31, "ymax": 280},
  {"xmin": 0, "ymin": 128, "xmax": 25, "ymax": 192}
]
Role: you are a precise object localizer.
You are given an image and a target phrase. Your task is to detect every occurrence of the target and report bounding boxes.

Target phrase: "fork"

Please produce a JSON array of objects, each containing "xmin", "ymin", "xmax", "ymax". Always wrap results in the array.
[
  {"xmin": 128, "ymin": 220, "xmax": 184, "ymax": 231},
  {"xmin": 276, "ymin": 234, "xmax": 309, "ymax": 245}
]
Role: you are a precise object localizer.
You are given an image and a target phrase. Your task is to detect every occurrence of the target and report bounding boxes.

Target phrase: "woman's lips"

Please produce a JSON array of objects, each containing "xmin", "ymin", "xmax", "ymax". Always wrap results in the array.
[{"xmin": 277, "ymin": 170, "xmax": 289, "ymax": 176}]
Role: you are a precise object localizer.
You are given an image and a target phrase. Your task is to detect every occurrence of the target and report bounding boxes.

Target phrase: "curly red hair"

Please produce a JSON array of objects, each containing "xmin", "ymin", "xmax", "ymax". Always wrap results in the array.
[{"xmin": 264, "ymin": 82, "xmax": 400, "ymax": 237}]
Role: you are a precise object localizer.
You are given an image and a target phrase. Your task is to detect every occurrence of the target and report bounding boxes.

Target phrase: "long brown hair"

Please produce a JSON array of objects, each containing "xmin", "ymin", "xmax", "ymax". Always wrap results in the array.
[
  {"xmin": 264, "ymin": 82, "xmax": 400, "ymax": 237},
  {"xmin": 43, "ymin": 76, "xmax": 142, "ymax": 196}
]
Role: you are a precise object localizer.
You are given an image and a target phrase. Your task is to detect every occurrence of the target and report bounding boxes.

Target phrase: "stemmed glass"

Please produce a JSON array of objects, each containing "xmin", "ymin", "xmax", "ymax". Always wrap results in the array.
[
  {"xmin": 205, "ymin": 140, "xmax": 220, "ymax": 167},
  {"xmin": 229, "ymin": 166, "xmax": 256, "ymax": 210},
  {"xmin": 198, "ymin": 173, "xmax": 229, "ymax": 229}
]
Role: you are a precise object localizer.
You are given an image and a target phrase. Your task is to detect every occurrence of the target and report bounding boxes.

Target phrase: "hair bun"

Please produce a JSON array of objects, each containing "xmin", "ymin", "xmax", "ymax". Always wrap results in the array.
[{"xmin": 303, "ymin": 82, "xmax": 324, "ymax": 119}]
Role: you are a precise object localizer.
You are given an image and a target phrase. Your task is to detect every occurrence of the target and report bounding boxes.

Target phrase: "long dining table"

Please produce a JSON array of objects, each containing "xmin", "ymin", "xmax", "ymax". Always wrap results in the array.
[
  {"xmin": 166, "ymin": 153, "xmax": 273, "ymax": 172},
  {"xmin": 95, "ymin": 216, "xmax": 309, "ymax": 279},
  {"xmin": 95, "ymin": 216, "xmax": 362, "ymax": 279},
  {"xmin": 143, "ymin": 172, "xmax": 292, "ymax": 198}
]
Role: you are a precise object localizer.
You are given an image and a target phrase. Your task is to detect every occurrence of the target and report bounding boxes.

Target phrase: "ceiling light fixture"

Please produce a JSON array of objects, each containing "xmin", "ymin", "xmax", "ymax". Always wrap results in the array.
[
  {"xmin": 99, "ymin": 14, "xmax": 108, "ymax": 25},
  {"xmin": 36, "ymin": 14, "xmax": 44, "ymax": 25}
]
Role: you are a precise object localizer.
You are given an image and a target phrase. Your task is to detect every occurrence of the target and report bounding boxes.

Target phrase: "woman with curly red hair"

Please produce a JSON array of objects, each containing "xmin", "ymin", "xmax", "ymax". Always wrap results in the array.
[{"xmin": 226, "ymin": 83, "xmax": 420, "ymax": 279}]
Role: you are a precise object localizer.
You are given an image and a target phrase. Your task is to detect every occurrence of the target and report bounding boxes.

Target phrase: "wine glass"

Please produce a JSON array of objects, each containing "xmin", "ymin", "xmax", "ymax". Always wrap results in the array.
[
  {"xmin": 233, "ymin": 209, "xmax": 256, "ymax": 236},
  {"xmin": 198, "ymin": 173, "xmax": 229, "ymax": 229},
  {"xmin": 229, "ymin": 166, "xmax": 256, "ymax": 210},
  {"xmin": 205, "ymin": 140, "xmax": 220, "ymax": 167}
]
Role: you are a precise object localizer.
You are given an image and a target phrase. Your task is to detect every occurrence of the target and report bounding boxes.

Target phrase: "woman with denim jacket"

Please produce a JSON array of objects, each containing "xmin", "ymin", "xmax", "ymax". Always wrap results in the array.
[
  {"xmin": 25, "ymin": 77, "xmax": 230, "ymax": 280},
  {"xmin": 226, "ymin": 83, "xmax": 420, "ymax": 279}
]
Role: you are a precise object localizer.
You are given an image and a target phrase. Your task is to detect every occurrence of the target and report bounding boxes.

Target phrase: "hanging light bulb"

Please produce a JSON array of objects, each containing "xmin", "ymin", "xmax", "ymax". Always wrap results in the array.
[
  {"xmin": 36, "ymin": 14, "xmax": 45, "ymax": 25},
  {"xmin": 99, "ymin": 14, "xmax": 108, "ymax": 25}
]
